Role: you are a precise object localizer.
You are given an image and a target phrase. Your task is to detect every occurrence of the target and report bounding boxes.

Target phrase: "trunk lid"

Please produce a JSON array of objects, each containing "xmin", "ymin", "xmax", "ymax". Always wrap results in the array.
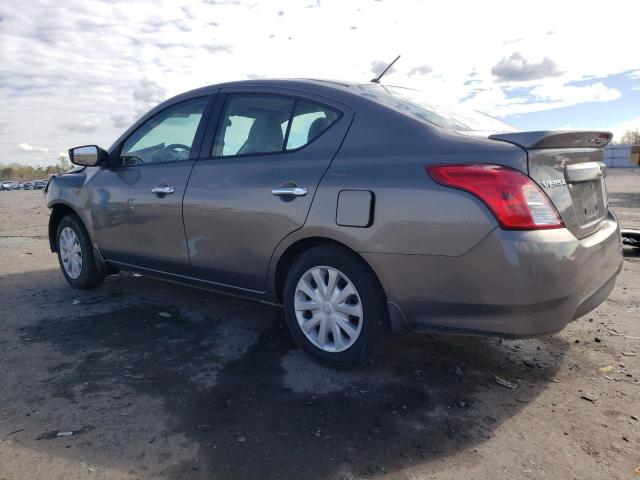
[{"xmin": 489, "ymin": 130, "xmax": 612, "ymax": 239}]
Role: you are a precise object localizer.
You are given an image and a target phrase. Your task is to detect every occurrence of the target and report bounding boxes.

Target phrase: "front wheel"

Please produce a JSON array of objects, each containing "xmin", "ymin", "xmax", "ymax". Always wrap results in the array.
[
  {"xmin": 56, "ymin": 214, "xmax": 104, "ymax": 289},
  {"xmin": 283, "ymin": 245, "xmax": 388, "ymax": 369}
]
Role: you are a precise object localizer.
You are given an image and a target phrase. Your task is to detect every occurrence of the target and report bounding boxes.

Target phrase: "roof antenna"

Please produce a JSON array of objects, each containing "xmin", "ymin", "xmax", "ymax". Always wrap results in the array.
[{"xmin": 371, "ymin": 55, "xmax": 401, "ymax": 84}]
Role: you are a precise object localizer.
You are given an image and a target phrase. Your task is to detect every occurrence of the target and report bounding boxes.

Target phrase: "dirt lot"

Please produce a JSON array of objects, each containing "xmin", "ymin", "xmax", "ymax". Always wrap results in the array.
[{"xmin": 0, "ymin": 170, "xmax": 638, "ymax": 480}]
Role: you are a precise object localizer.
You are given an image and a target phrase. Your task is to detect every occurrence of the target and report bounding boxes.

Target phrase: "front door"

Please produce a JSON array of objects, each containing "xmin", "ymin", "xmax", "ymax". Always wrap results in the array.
[
  {"xmin": 90, "ymin": 96, "xmax": 210, "ymax": 273},
  {"xmin": 183, "ymin": 89, "xmax": 353, "ymax": 293}
]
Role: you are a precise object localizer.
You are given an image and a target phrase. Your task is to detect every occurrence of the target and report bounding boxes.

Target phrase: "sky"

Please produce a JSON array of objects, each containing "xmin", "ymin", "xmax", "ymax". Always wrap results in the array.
[{"xmin": 1, "ymin": 0, "xmax": 639, "ymax": 166}]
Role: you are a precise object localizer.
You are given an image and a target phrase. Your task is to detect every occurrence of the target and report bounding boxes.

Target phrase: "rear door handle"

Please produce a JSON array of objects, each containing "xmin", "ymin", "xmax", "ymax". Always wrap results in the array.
[
  {"xmin": 151, "ymin": 186, "xmax": 175, "ymax": 194},
  {"xmin": 271, "ymin": 187, "xmax": 307, "ymax": 197}
]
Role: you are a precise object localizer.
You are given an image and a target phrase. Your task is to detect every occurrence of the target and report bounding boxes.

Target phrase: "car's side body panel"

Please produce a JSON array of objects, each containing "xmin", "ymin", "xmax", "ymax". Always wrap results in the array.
[
  {"xmin": 88, "ymin": 161, "xmax": 196, "ymax": 274},
  {"xmin": 181, "ymin": 87, "xmax": 355, "ymax": 293}
]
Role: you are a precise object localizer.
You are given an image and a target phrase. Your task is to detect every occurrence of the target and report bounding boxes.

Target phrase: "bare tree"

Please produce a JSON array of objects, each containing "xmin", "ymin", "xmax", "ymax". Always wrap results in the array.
[
  {"xmin": 616, "ymin": 128, "xmax": 640, "ymax": 145},
  {"xmin": 57, "ymin": 154, "xmax": 71, "ymax": 174}
]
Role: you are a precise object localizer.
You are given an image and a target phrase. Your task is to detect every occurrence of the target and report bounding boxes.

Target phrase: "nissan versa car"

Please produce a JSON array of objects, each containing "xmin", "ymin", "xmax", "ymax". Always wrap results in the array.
[{"xmin": 44, "ymin": 79, "xmax": 623, "ymax": 368}]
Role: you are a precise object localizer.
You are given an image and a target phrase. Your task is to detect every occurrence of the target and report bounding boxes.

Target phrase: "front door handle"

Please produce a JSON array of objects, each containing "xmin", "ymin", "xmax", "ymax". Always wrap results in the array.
[
  {"xmin": 271, "ymin": 187, "xmax": 307, "ymax": 197},
  {"xmin": 151, "ymin": 186, "xmax": 175, "ymax": 194}
]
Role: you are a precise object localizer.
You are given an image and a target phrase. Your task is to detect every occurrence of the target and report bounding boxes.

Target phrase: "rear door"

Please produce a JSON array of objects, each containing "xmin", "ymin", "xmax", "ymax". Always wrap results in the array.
[
  {"xmin": 91, "ymin": 96, "xmax": 211, "ymax": 273},
  {"xmin": 183, "ymin": 88, "xmax": 353, "ymax": 293}
]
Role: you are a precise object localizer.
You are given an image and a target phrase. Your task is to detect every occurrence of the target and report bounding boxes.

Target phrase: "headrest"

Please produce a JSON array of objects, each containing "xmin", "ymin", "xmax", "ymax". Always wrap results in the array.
[
  {"xmin": 307, "ymin": 117, "xmax": 330, "ymax": 143},
  {"xmin": 245, "ymin": 115, "xmax": 283, "ymax": 153}
]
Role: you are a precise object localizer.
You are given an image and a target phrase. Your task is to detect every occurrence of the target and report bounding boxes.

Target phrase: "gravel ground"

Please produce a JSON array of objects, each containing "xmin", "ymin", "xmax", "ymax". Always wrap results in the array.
[{"xmin": 0, "ymin": 171, "xmax": 638, "ymax": 480}]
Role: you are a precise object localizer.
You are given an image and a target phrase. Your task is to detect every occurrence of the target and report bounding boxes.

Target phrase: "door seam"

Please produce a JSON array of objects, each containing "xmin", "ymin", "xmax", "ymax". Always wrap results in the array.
[{"xmin": 182, "ymin": 159, "xmax": 198, "ymax": 265}]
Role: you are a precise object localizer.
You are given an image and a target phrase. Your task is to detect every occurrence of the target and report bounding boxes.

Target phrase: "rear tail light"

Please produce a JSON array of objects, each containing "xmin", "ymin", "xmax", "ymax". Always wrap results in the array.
[{"xmin": 426, "ymin": 164, "xmax": 564, "ymax": 230}]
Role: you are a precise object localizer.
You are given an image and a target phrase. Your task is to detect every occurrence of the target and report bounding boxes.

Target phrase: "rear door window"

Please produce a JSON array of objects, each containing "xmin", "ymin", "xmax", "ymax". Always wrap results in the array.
[
  {"xmin": 212, "ymin": 94, "xmax": 341, "ymax": 157},
  {"xmin": 212, "ymin": 94, "xmax": 294, "ymax": 157}
]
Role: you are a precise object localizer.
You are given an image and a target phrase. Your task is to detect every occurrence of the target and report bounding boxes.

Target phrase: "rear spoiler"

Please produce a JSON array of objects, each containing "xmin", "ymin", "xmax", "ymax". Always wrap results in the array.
[{"xmin": 489, "ymin": 131, "xmax": 612, "ymax": 149}]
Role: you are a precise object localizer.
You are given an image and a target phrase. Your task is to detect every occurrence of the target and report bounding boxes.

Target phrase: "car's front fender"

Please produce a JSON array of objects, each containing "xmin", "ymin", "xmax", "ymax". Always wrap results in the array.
[{"xmin": 45, "ymin": 169, "xmax": 98, "ymax": 251}]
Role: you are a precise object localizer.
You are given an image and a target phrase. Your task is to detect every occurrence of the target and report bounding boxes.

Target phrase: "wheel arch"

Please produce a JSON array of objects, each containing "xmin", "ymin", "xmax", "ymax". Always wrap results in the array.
[
  {"xmin": 271, "ymin": 234, "xmax": 413, "ymax": 335},
  {"xmin": 271, "ymin": 236, "xmax": 382, "ymax": 303},
  {"xmin": 48, "ymin": 203, "xmax": 79, "ymax": 252}
]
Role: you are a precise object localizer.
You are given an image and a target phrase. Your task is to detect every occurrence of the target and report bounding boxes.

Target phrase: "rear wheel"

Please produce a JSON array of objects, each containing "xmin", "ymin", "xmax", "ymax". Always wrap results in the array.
[
  {"xmin": 283, "ymin": 245, "xmax": 387, "ymax": 369},
  {"xmin": 56, "ymin": 214, "xmax": 104, "ymax": 289}
]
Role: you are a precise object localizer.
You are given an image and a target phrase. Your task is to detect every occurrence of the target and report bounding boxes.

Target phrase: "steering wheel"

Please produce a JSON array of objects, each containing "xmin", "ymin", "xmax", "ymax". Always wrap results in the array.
[
  {"xmin": 120, "ymin": 153, "xmax": 145, "ymax": 166},
  {"xmin": 164, "ymin": 143, "xmax": 191, "ymax": 162}
]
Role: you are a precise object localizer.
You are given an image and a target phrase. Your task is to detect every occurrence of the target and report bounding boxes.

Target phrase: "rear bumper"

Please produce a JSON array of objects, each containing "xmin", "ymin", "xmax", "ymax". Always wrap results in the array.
[{"xmin": 363, "ymin": 212, "xmax": 623, "ymax": 337}]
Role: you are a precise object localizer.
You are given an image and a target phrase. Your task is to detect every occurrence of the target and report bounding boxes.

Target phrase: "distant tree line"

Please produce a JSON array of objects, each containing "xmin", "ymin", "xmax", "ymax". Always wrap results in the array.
[
  {"xmin": 613, "ymin": 128, "xmax": 640, "ymax": 145},
  {"xmin": 0, "ymin": 155, "xmax": 71, "ymax": 182}
]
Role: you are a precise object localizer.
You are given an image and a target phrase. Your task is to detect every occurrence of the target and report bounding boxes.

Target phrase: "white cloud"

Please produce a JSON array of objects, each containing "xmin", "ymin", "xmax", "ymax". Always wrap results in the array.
[
  {"xmin": 62, "ymin": 120, "xmax": 100, "ymax": 134},
  {"xmin": 18, "ymin": 143, "xmax": 49, "ymax": 153},
  {"xmin": 532, "ymin": 82, "xmax": 621, "ymax": 104},
  {"xmin": 1, "ymin": 0, "xmax": 639, "ymax": 165},
  {"xmin": 470, "ymin": 81, "xmax": 622, "ymax": 117},
  {"xmin": 370, "ymin": 59, "xmax": 397, "ymax": 78},
  {"xmin": 408, "ymin": 65, "xmax": 433, "ymax": 77},
  {"xmin": 133, "ymin": 78, "xmax": 167, "ymax": 106},
  {"xmin": 111, "ymin": 114, "xmax": 132, "ymax": 129},
  {"xmin": 491, "ymin": 53, "xmax": 562, "ymax": 82}
]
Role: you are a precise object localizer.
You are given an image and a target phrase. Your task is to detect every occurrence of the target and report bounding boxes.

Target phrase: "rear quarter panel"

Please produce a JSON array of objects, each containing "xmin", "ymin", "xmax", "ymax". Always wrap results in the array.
[
  {"xmin": 297, "ymin": 100, "xmax": 528, "ymax": 256},
  {"xmin": 267, "ymin": 98, "xmax": 528, "ymax": 299}
]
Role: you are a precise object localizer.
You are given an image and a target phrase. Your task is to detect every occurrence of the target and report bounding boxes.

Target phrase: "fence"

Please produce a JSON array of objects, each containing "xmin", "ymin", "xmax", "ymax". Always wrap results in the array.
[{"xmin": 603, "ymin": 144, "xmax": 640, "ymax": 168}]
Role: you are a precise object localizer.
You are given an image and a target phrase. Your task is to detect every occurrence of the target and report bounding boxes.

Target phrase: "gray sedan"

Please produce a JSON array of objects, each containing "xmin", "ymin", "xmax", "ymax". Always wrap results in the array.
[
  {"xmin": 44, "ymin": 79, "xmax": 623, "ymax": 368},
  {"xmin": 1, "ymin": 180, "xmax": 19, "ymax": 191}
]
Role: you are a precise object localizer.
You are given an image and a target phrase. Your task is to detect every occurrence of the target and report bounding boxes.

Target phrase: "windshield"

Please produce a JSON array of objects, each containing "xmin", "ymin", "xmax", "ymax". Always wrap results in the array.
[{"xmin": 354, "ymin": 84, "xmax": 515, "ymax": 134}]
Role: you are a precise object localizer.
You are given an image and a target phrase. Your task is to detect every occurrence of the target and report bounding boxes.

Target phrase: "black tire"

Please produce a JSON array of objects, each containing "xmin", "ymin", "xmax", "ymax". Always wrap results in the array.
[
  {"xmin": 56, "ymin": 214, "xmax": 105, "ymax": 289},
  {"xmin": 283, "ymin": 244, "xmax": 388, "ymax": 369}
]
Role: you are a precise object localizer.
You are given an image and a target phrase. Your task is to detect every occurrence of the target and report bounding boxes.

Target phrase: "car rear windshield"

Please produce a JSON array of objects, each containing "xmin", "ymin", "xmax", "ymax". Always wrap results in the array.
[{"xmin": 354, "ymin": 84, "xmax": 515, "ymax": 134}]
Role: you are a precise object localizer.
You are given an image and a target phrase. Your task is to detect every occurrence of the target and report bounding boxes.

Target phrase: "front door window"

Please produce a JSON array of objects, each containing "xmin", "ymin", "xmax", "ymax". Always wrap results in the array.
[{"xmin": 120, "ymin": 97, "xmax": 208, "ymax": 166}]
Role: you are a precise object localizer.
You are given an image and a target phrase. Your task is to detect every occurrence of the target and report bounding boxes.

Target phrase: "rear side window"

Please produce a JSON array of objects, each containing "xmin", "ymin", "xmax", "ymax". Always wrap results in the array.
[
  {"xmin": 212, "ymin": 94, "xmax": 340, "ymax": 157},
  {"xmin": 285, "ymin": 101, "xmax": 340, "ymax": 150},
  {"xmin": 213, "ymin": 95, "xmax": 294, "ymax": 157}
]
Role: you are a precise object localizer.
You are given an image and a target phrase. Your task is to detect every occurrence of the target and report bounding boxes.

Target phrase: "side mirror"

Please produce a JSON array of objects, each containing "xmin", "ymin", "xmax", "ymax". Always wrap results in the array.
[{"xmin": 68, "ymin": 145, "xmax": 109, "ymax": 167}]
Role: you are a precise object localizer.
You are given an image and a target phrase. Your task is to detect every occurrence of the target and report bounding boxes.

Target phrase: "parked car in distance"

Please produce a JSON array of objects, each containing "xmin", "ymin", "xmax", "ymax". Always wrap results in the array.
[
  {"xmin": 1, "ymin": 180, "xmax": 19, "ymax": 191},
  {"xmin": 45, "ymin": 79, "xmax": 623, "ymax": 368},
  {"xmin": 21, "ymin": 182, "xmax": 34, "ymax": 190},
  {"xmin": 33, "ymin": 180, "xmax": 47, "ymax": 190},
  {"xmin": 622, "ymin": 228, "xmax": 640, "ymax": 250}
]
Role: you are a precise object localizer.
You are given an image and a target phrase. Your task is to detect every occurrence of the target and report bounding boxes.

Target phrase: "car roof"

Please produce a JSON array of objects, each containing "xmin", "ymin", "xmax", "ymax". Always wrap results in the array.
[
  {"xmin": 206, "ymin": 78, "xmax": 359, "ymax": 90},
  {"xmin": 169, "ymin": 78, "xmax": 370, "ymax": 104}
]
